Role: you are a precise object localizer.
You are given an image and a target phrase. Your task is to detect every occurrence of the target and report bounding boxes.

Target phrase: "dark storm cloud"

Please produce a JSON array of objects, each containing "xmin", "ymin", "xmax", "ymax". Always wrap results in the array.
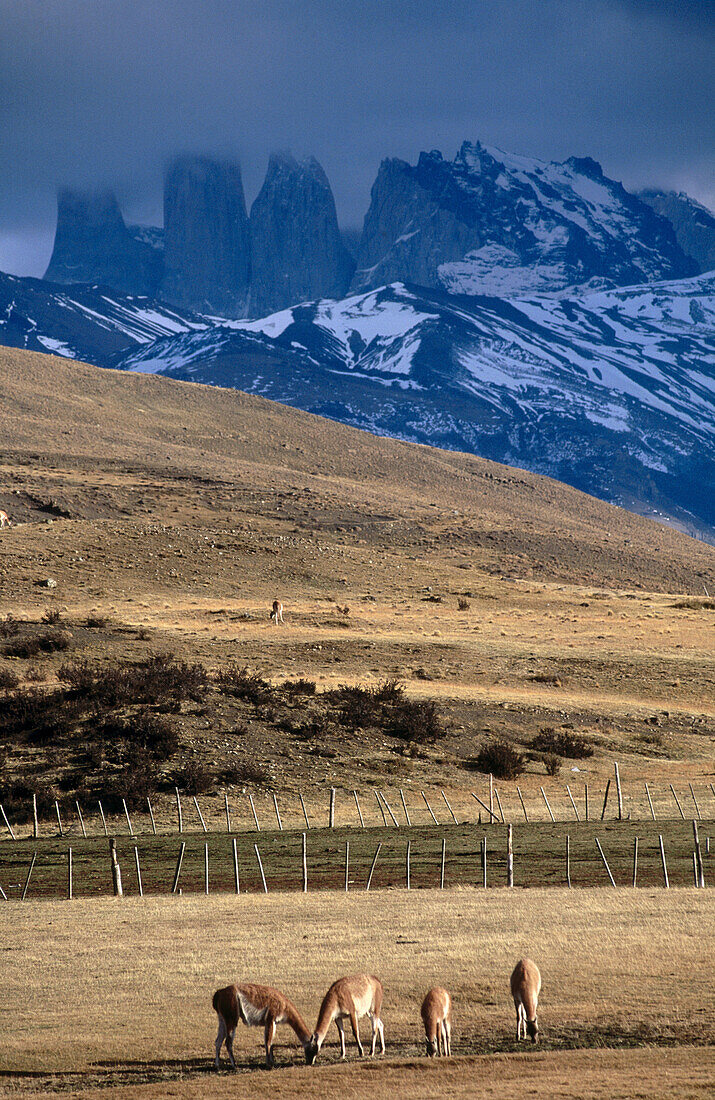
[{"xmin": 1, "ymin": 0, "xmax": 713, "ymax": 274}]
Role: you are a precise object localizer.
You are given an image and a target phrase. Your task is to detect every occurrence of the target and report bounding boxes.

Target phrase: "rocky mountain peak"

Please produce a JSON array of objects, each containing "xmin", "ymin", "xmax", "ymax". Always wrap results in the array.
[
  {"xmin": 44, "ymin": 188, "xmax": 162, "ymax": 296},
  {"xmin": 160, "ymin": 155, "xmax": 251, "ymax": 317},
  {"xmin": 248, "ymin": 151, "xmax": 354, "ymax": 316}
]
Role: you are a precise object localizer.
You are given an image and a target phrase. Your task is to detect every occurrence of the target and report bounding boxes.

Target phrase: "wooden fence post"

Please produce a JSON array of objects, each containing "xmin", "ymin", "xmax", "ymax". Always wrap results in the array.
[
  {"xmin": 566, "ymin": 785, "xmax": 580, "ymax": 821},
  {"xmin": 375, "ymin": 790, "xmax": 387, "ymax": 826},
  {"xmin": 21, "ymin": 852, "xmax": 37, "ymax": 900},
  {"xmin": 658, "ymin": 834, "xmax": 669, "ymax": 888},
  {"xmin": 693, "ymin": 821, "xmax": 705, "ymax": 888},
  {"xmin": 494, "ymin": 789, "xmax": 506, "ymax": 824},
  {"xmin": 540, "ymin": 787, "xmax": 556, "ymax": 823},
  {"xmin": 400, "ymin": 790, "xmax": 411, "ymax": 826},
  {"xmin": 380, "ymin": 791, "xmax": 400, "ymax": 827},
  {"xmin": 171, "ymin": 842, "xmax": 185, "ymax": 895},
  {"xmin": 566, "ymin": 835, "xmax": 571, "ymax": 888},
  {"xmin": 300, "ymin": 792, "xmax": 311, "ymax": 830},
  {"xmin": 224, "ymin": 792, "xmax": 231, "ymax": 833},
  {"xmin": 595, "ymin": 838, "xmax": 616, "ymax": 886},
  {"xmin": 644, "ymin": 783, "xmax": 656, "ymax": 821},
  {"xmin": 516, "ymin": 786, "xmax": 529, "ymax": 822},
  {"xmin": 422, "ymin": 791, "xmax": 439, "ymax": 825},
  {"xmin": 32, "ymin": 793, "xmax": 39, "ymax": 838},
  {"xmin": 482, "ymin": 836, "xmax": 487, "ymax": 888},
  {"xmin": 232, "ymin": 838, "xmax": 240, "ymax": 895},
  {"xmin": 193, "ymin": 796, "xmax": 208, "ymax": 833},
  {"xmin": 75, "ymin": 801, "xmax": 87, "ymax": 839},
  {"xmin": 98, "ymin": 800, "xmax": 108, "ymax": 836},
  {"xmin": 302, "ymin": 832, "xmax": 307, "ymax": 893},
  {"xmin": 689, "ymin": 784, "xmax": 702, "ymax": 821},
  {"xmin": 352, "ymin": 790, "xmax": 364, "ymax": 828},
  {"xmin": 489, "ymin": 774, "xmax": 494, "ymax": 821},
  {"xmin": 147, "ymin": 797, "xmax": 157, "ymax": 835},
  {"xmin": 471, "ymin": 792, "xmax": 499, "ymax": 823},
  {"xmin": 175, "ymin": 788, "xmax": 183, "ymax": 833},
  {"xmin": 248, "ymin": 793, "xmax": 260, "ymax": 831},
  {"xmin": 669, "ymin": 784, "xmax": 685, "ymax": 820},
  {"xmin": 134, "ymin": 846, "xmax": 143, "ymax": 897},
  {"xmin": 254, "ymin": 844, "xmax": 268, "ymax": 893},
  {"xmin": 366, "ymin": 844, "xmax": 382, "ymax": 890},
  {"xmin": 440, "ymin": 837, "xmax": 446, "ymax": 889},
  {"xmin": 329, "ymin": 788, "xmax": 336, "ymax": 829},
  {"xmin": 0, "ymin": 804, "xmax": 16, "ymax": 840},
  {"xmin": 584, "ymin": 783, "xmax": 589, "ymax": 822},
  {"xmin": 507, "ymin": 823, "xmax": 513, "ymax": 887},
  {"xmin": 122, "ymin": 798, "xmax": 134, "ymax": 837},
  {"xmin": 273, "ymin": 793, "xmax": 283, "ymax": 831},
  {"xmin": 345, "ymin": 841, "xmax": 349, "ymax": 893},
  {"xmin": 204, "ymin": 843, "xmax": 209, "ymax": 895},
  {"xmin": 600, "ymin": 780, "xmax": 611, "ymax": 820},
  {"xmin": 614, "ymin": 762, "xmax": 623, "ymax": 821},
  {"xmin": 55, "ymin": 799, "xmax": 64, "ymax": 837},
  {"xmin": 110, "ymin": 838, "xmax": 124, "ymax": 897},
  {"xmin": 406, "ymin": 840, "xmax": 411, "ymax": 890},
  {"xmin": 632, "ymin": 837, "xmax": 639, "ymax": 888},
  {"xmin": 441, "ymin": 790, "xmax": 458, "ymax": 825},
  {"xmin": 67, "ymin": 848, "xmax": 73, "ymax": 899},
  {"xmin": 692, "ymin": 852, "xmax": 700, "ymax": 885}
]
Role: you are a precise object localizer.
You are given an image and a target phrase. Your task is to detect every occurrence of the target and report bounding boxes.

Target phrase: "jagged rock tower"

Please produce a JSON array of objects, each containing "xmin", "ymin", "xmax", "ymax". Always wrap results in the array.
[
  {"xmin": 161, "ymin": 156, "xmax": 251, "ymax": 317},
  {"xmin": 249, "ymin": 153, "xmax": 354, "ymax": 316},
  {"xmin": 44, "ymin": 189, "xmax": 162, "ymax": 296}
]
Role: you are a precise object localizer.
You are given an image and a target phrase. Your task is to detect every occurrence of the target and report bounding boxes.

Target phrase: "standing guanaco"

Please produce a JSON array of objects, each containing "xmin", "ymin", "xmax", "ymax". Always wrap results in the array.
[
  {"xmin": 270, "ymin": 599, "xmax": 284, "ymax": 624},
  {"xmin": 213, "ymin": 983, "xmax": 312, "ymax": 1068},
  {"xmin": 510, "ymin": 958, "xmax": 541, "ymax": 1042},
  {"xmin": 421, "ymin": 986, "xmax": 452, "ymax": 1056},
  {"xmin": 305, "ymin": 974, "xmax": 385, "ymax": 1063}
]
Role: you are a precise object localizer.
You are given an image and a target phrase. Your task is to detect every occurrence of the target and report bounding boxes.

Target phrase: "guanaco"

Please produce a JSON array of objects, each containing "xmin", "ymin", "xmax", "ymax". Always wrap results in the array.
[
  {"xmin": 213, "ymin": 983, "xmax": 312, "ymax": 1068},
  {"xmin": 510, "ymin": 958, "xmax": 541, "ymax": 1042},
  {"xmin": 270, "ymin": 599, "xmax": 284, "ymax": 624},
  {"xmin": 0, "ymin": 510, "xmax": 10, "ymax": 528},
  {"xmin": 421, "ymin": 986, "xmax": 452, "ymax": 1056},
  {"xmin": 305, "ymin": 974, "xmax": 385, "ymax": 1063}
]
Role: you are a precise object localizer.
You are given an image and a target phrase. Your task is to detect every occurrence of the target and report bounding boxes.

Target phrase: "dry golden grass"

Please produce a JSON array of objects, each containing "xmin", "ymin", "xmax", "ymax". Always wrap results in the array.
[{"xmin": 0, "ymin": 888, "xmax": 713, "ymax": 1098}]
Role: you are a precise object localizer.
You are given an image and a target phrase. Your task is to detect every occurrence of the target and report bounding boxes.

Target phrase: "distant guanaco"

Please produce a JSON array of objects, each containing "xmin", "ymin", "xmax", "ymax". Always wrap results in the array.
[
  {"xmin": 0, "ymin": 510, "xmax": 10, "ymax": 528},
  {"xmin": 510, "ymin": 958, "xmax": 541, "ymax": 1043},
  {"xmin": 270, "ymin": 599, "xmax": 284, "ymax": 624},
  {"xmin": 421, "ymin": 986, "xmax": 452, "ymax": 1057},
  {"xmin": 305, "ymin": 974, "xmax": 385, "ymax": 1063},
  {"xmin": 212, "ymin": 983, "xmax": 312, "ymax": 1068}
]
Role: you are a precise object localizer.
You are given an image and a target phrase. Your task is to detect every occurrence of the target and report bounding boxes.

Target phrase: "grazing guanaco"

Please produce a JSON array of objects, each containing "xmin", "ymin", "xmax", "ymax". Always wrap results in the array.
[
  {"xmin": 305, "ymin": 974, "xmax": 385, "ymax": 1063},
  {"xmin": 0, "ymin": 510, "xmax": 10, "ymax": 528},
  {"xmin": 212, "ymin": 983, "xmax": 312, "ymax": 1068},
  {"xmin": 510, "ymin": 958, "xmax": 541, "ymax": 1042},
  {"xmin": 270, "ymin": 599, "xmax": 284, "ymax": 624},
  {"xmin": 421, "ymin": 986, "xmax": 452, "ymax": 1057}
]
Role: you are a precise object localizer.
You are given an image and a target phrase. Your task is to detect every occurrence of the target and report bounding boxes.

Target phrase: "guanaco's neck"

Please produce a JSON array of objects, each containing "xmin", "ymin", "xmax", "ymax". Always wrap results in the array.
[
  {"xmin": 314, "ymin": 991, "xmax": 338, "ymax": 1043},
  {"xmin": 284, "ymin": 998, "xmax": 313, "ymax": 1046}
]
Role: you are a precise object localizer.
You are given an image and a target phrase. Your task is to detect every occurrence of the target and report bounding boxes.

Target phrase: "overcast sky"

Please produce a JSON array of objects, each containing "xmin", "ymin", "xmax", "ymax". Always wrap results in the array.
[{"xmin": 1, "ymin": 0, "xmax": 713, "ymax": 276}]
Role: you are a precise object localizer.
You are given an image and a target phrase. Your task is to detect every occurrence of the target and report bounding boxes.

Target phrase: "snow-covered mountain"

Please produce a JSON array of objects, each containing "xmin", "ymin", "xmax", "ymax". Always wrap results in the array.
[
  {"xmin": 114, "ymin": 273, "xmax": 715, "ymax": 535},
  {"xmin": 352, "ymin": 143, "xmax": 698, "ymax": 297},
  {"xmin": 0, "ymin": 271, "xmax": 207, "ymax": 362}
]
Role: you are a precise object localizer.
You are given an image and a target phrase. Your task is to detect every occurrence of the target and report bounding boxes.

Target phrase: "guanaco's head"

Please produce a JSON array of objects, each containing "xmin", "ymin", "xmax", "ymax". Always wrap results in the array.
[
  {"xmin": 526, "ymin": 1017, "xmax": 539, "ymax": 1043},
  {"xmin": 426, "ymin": 1037, "xmax": 438, "ymax": 1057},
  {"xmin": 305, "ymin": 1035, "xmax": 320, "ymax": 1065}
]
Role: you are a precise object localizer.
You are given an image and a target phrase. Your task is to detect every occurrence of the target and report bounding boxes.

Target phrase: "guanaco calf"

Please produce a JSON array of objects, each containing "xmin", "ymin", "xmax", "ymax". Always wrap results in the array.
[
  {"xmin": 213, "ymin": 983, "xmax": 312, "ymax": 1068},
  {"xmin": 510, "ymin": 958, "xmax": 541, "ymax": 1042},
  {"xmin": 421, "ymin": 986, "xmax": 452, "ymax": 1056},
  {"xmin": 305, "ymin": 974, "xmax": 385, "ymax": 1063},
  {"xmin": 270, "ymin": 599, "xmax": 284, "ymax": 624}
]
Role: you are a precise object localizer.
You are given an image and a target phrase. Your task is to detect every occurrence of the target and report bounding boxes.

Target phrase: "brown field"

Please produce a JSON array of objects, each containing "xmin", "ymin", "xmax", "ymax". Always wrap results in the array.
[
  {"xmin": 1, "ymin": 348, "xmax": 714, "ymax": 1096},
  {"xmin": 0, "ymin": 888, "xmax": 714, "ymax": 1099}
]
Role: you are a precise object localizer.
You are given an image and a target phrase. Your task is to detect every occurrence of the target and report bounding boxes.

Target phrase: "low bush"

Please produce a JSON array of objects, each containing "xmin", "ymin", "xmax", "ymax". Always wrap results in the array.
[
  {"xmin": 385, "ymin": 698, "xmax": 445, "ymax": 743},
  {"xmin": 472, "ymin": 740, "xmax": 525, "ymax": 780},
  {"xmin": 281, "ymin": 678, "xmax": 317, "ymax": 695},
  {"xmin": 531, "ymin": 727, "xmax": 594, "ymax": 758},
  {"xmin": 0, "ymin": 666, "xmax": 19, "ymax": 691},
  {"xmin": 173, "ymin": 756, "xmax": 214, "ymax": 794},
  {"xmin": 41, "ymin": 608, "xmax": 62, "ymax": 624},
  {"xmin": 217, "ymin": 665, "xmax": 273, "ymax": 704},
  {"xmin": 543, "ymin": 752, "xmax": 562, "ymax": 777}
]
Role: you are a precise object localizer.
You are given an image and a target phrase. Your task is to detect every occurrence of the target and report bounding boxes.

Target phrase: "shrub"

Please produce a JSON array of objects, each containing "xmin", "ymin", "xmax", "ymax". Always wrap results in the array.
[
  {"xmin": 37, "ymin": 629, "xmax": 73, "ymax": 653},
  {"xmin": 385, "ymin": 698, "xmax": 445, "ymax": 743},
  {"xmin": 58, "ymin": 655, "xmax": 207, "ymax": 707},
  {"xmin": 472, "ymin": 740, "xmax": 525, "ymax": 780},
  {"xmin": 458, "ymin": 597, "xmax": 471, "ymax": 611},
  {"xmin": 281, "ymin": 678, "xmax": 317, "ymax": 695},
  {"xmin": 94, "ymin": 714, "xmax": 179, "ymax": 760},
  {"xmin": 173, "ymin": 756, "xmax": 214, "ymax": 794},
  {"xmin": 0, "ymin": 615, "xmax": 20, "ymax": 638},
  {"xmin": 328, "ymin": 684, "xmax": 380, "ymax": 728},
  {"xmin": 3, "ymin": 636, "xmax": 41, "ymax": 659},
  {"xmin": 217, "ymin": 665, "xmax": 273, "ymax": 704},
  {"xmin": 531, "ymin": 727, "xmax": 594, "ymax": 758},
  {"xmin": 41, "ymin": 608, "xmax": 61, "ymax": 624},
  {"xmin": 85, "ymin": 615, "xmax": 108, "ymax": 628},
  {"xmin": 218, "ymin": 760, "xmax": 271, "ymax": 786},
  {"xmin": 543, "ymin": 752, "xmax": 562, "ymax": 777},
  {"xmin": 0, "ymin": 666, "xmax": 19, "ymax": 691}
]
